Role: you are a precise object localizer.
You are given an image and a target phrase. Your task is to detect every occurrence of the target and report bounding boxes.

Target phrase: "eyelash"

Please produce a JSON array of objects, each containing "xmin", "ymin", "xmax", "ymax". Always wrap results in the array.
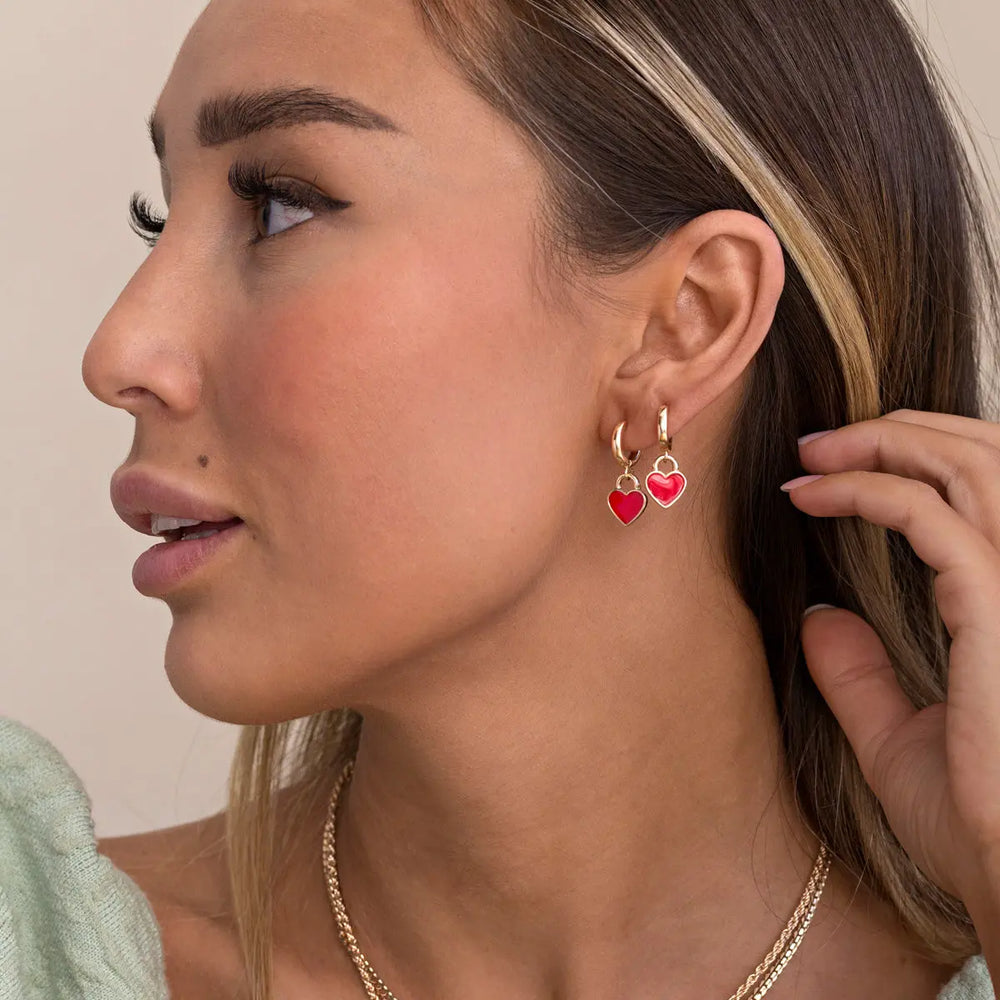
[{"xmin": 128, "ymin": 158, "xmax": 352, "ymax": 249}]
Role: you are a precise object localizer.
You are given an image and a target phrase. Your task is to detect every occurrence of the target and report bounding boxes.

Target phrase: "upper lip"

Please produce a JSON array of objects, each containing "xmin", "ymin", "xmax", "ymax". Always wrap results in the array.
[{"xmin": 110, "ymin": 468, "xmax": 242, "ymax": 537}]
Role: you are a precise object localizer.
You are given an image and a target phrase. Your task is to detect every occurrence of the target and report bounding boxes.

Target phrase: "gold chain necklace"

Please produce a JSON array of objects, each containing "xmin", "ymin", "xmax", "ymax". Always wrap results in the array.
[{"xmin": 322, "ymin": 760, "xmax": 832, "ymax": 1000}]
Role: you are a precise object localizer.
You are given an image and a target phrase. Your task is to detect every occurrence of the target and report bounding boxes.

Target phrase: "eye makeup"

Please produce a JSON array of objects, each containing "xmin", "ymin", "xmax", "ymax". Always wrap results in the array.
[{"xmin": 128, "ymin": 156, "xmax": 353, "ymax": 248}]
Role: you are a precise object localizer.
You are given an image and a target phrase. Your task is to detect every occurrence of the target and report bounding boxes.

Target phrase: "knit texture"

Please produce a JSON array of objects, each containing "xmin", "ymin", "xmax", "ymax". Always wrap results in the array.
[
  {"xmin": 0, "ymin": 717, "xmax": 168, "ymax": 999},
  {"xmin": 941, "ymin": 956, "xmax": 995, "ymax": 999},
  {"xmin": 0, "ymin": 715, "xmax": 995, "ymax": 998}
]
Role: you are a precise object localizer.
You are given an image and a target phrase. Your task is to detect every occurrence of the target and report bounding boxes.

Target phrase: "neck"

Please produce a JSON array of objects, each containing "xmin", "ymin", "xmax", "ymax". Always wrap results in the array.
[
  {"xmin": 339, "ymin": 626, "xmax": 816, "ymax": 998},
  {"xmin": 262, "ymin": 450, "xmax": 951, "ymax": 999},
  {"xmin": 272, "ymin": 503, "xmax": 842, "ymax": 998}
]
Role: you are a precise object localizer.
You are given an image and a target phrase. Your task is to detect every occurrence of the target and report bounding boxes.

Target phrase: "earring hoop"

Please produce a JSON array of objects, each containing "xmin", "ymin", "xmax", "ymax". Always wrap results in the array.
[
  {"xmin": 607, "ymin": 420, "xmax": 647, "ymax": 525},
  {"xmin": 612, "ymin": 420, "xmax": 640, "ymax": 470},
  {"xmin": 645, "ymin": 404, "xmax": 688, "ymax": 509},
  {"xmin": 657, "ymin": 404, "xmax": 673, "ymax": 452}
]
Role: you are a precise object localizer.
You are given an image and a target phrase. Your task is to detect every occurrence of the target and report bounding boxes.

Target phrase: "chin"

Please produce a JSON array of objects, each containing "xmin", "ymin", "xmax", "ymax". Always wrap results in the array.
[
  {"xmin": 161, "ymin": 615, "xmax": 375, "ymax": 726},
  {"xmin": 162, "ymin": 629, "xmax": 305, "ymax": 727}
]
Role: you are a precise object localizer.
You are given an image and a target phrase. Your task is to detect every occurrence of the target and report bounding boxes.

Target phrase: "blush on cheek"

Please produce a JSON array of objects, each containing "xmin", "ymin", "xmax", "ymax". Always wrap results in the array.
[
  {"xmin": 223, "ymin": 228, "xmax": 585, "ymax": 658},
  {"xmin": 333, "ymin": 236, "xmax": 582, "ymax": 584}
]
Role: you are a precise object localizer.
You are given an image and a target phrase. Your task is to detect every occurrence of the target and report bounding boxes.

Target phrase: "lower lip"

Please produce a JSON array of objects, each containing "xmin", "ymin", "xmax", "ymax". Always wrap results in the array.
[{"xmin": 132, "ymin": 521, "xmax": 246, "ymax": 595}]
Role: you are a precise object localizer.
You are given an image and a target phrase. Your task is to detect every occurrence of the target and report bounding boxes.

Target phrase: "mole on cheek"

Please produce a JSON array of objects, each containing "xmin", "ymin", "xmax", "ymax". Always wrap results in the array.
[{"xmin": 198, "ymin": 455, "xmax": 209, "ymax": 469}]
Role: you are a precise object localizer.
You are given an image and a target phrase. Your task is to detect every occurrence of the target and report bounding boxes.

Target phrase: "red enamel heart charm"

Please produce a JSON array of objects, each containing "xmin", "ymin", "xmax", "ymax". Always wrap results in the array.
[
  {"xmin": 608, "ymin": 488, "xmax": 647, "ymax": 525},
  {"xmin": 646, "ymin": 468, "xmax": 687, "ymax": 508}
]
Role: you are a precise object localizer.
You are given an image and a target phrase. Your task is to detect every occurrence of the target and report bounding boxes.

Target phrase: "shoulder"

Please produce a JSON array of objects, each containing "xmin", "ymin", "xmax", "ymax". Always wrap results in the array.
[
  {"xmin": 0, "ymin": 717, "xmax": 170, "ymax": 999},
  {"xmin": 937, "ymin": 955, "xmax": 995, "ymax": 999},
  {"xmin": 96, "ymin": 809, "xmax": 231, "ymax": 920},
  {"xmin": 98, "ymin": 811, "xmax": 248, "ymax": 1000}
]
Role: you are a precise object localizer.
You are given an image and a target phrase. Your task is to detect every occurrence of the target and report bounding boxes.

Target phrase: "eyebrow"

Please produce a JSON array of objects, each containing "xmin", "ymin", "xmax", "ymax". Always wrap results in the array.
[{"xmin": 147, "ymin": 85, "xmax": 403, "ymax": 162}]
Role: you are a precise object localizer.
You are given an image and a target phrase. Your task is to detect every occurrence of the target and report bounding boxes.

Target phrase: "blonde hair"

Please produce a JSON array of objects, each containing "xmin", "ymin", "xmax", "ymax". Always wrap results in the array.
[{"xmin": 223, "ymin": 2, "xmax": 1000, "ymax": 996}]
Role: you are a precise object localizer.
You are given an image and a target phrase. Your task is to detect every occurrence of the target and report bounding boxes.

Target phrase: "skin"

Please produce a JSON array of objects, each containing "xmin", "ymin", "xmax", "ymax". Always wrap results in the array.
[{"xmin": 85, "ymin": 0, "xmax": 1000, "ymax": 997}]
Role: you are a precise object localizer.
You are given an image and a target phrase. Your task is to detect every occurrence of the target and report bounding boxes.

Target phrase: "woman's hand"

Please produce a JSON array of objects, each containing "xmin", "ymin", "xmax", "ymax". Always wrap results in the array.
[{"xmin": 783, "ymin": 408, "xmax": 1000, "ymax": 927}]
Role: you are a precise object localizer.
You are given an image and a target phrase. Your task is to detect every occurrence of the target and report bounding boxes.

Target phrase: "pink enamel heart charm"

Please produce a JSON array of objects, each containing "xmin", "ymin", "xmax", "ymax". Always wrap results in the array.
[
  {"xmin": 608, "ymin": 488, "xmax": 647, "ymax": 525},
  {"xmin": 645, "ymin": 469, "xmax": 687, "ymax": 508}
]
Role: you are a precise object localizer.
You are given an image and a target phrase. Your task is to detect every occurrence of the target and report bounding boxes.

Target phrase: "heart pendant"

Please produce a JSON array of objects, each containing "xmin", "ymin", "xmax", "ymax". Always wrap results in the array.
[
  {"xmin": 608, "ymin": 488, "xmax": 647, "ymax": 525},
  {"xmin": 646, "ymin": 469, "xmax": 687, "ymax": 508}
]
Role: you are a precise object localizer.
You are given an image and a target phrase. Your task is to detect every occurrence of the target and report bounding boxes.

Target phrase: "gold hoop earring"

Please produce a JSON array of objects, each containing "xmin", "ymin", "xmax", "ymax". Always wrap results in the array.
[
  {"xmin": 607, "ymin": 421, "xmax": 647, "ymax": 525},
  {"xmin": 645, "ymin": 405, "xmax": 687, "ymax": 509}
]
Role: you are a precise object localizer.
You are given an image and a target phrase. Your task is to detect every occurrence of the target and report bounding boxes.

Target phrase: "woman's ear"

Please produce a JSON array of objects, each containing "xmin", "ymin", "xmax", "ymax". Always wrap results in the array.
[{"xmin": 599, "ymin": 209, "xmax": 785, "ymax": 453}]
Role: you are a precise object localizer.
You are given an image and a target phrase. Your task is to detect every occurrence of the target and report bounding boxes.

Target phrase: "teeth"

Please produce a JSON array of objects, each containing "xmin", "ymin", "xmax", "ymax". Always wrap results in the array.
[
  {"xmin": 151, "ymin": 515, "xmax": 204, "ymax": 536},
  {"xmin": 182, "ymin": 528, "xmax": 222, "ymax": 541}
]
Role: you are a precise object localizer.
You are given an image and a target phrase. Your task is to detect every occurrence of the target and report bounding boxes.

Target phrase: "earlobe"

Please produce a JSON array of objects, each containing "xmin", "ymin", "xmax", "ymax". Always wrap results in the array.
[{"xmin": 600, "ymin": 210, "xmax": 785, "ymax": 454}]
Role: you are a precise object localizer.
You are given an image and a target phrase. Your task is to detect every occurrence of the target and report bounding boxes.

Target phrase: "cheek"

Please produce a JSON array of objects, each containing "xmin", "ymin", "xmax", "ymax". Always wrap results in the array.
[{"xmin": 220, "ymin": 230, "xmax": 590, "ymax": 670}]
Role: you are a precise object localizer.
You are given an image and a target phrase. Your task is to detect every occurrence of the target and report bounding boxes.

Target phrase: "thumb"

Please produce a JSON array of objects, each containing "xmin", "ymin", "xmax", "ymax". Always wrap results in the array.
[{"xmin": 801, "ymin": 605, "xmax": 918, "ymax": 796}]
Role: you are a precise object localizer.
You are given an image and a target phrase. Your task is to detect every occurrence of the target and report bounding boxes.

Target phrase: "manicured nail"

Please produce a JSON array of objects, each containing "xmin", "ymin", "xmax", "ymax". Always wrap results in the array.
[
  {"xmin": 803, "ymin": 603, "xmax": 837, "ymax": 619},
  {"xmin": 780, "ymin": 474, "xmax": 824, "ymax": 491},
  {"xmin": 798, "ymin": 430, "xmax": 835, "ymax": 445}
]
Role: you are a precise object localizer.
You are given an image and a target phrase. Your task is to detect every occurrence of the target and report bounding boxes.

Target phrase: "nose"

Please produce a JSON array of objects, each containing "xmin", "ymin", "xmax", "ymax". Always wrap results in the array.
[{"xmin": 81, "ymin": 247, "xmax": 202, "ymax": 418}]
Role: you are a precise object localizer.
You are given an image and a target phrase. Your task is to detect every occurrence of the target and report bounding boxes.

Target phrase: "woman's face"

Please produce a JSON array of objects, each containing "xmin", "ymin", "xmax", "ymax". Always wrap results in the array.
[{"xmin": 82, "ymin": 0, "xmax": 620, "ymax": 723}]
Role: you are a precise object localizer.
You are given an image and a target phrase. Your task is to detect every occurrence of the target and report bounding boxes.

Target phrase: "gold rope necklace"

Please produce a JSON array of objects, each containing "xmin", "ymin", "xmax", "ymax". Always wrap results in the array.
[{"xmin": 322, "ymin": 760, "xmax": 832, "ymax": 1000}]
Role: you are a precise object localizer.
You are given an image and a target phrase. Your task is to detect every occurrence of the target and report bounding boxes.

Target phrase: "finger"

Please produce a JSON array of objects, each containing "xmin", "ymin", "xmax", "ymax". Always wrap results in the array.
[
  {"xmin": 798, "ymin": 414, "xmax": 1000, "ymax": 551},
  {"xmin": 883, "ymin": 408, "xmax": 1000, "ymax": 450},
  {"xmin": 800, "ymin": 606, "xmax": 918, "ymax": 795},
  {"xmin": 784, "ymin": 471, "xmax": 1000, "ymax": 633}
]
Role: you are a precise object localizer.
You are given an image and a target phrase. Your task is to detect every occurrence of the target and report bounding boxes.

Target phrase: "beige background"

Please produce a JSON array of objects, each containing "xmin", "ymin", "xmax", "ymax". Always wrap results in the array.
[{"xmin": 1, "ymin": 1, "xmax": 997, "ymax": 837}]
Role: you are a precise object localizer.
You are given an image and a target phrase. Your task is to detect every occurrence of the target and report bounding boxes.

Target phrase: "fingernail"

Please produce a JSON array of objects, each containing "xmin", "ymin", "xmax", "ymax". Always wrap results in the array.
[
  {"xmin": 803, "ymin": 603, "xmax": 837, "ymax": 619},
  {"xmin": 798, "ymin": 430, "xmax": 835, "ymax": 446},
  {"xmin": 780, "ymin": 474, "xmax": 825, "ymax": 491}
]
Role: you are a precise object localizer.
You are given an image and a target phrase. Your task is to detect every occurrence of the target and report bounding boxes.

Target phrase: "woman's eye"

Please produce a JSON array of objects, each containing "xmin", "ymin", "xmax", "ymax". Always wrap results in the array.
[
  {"xmin": 230, "ymin": 161, "xmax": 353, "ymax": 247},
  {"xmin": 257, "ymin": 196, "xmax": 315, "ymax": 240},
  {"xmin": 128, "ymin": 159, "xmax": 353, "ymax": 249}
]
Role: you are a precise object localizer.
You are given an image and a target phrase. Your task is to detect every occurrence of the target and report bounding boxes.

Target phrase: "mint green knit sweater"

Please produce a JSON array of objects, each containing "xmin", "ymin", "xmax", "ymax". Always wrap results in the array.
[{"xmin": 0, "ymin": 717, "xmax": 994, "ymax": 999}]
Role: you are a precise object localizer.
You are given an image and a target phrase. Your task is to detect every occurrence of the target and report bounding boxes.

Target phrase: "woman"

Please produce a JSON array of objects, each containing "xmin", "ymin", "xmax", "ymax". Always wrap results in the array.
[{"xmin": 3, "ymin": 0, "xmax": 1000, "ymax": 996}]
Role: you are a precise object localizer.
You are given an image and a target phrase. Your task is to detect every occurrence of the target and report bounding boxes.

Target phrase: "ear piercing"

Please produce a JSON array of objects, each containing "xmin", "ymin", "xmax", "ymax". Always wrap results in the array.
[{"xmin": 607, "ymin": 404, "xmax": 686, "ymax": 525}]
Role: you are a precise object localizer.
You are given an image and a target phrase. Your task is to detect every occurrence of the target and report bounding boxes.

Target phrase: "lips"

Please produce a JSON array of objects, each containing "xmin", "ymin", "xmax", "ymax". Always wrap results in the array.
[{"xmin": 111, "ymin": 467, "xmax": 241, "ymax": 538}]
